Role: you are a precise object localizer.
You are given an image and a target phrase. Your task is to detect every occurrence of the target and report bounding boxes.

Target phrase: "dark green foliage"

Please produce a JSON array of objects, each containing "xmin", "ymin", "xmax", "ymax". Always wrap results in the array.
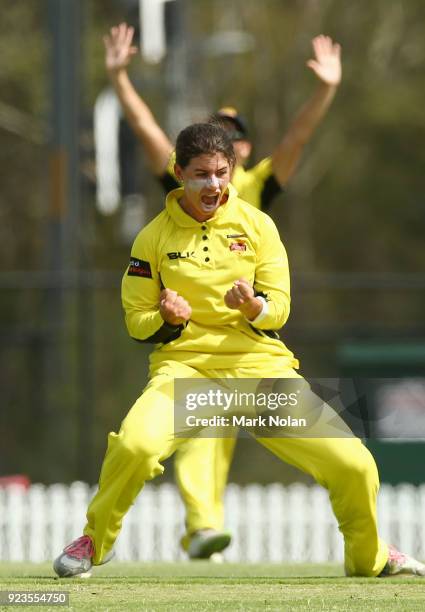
[{"xmin": 1, "ymin": 0, "xmax": 425, "ymax": 482}]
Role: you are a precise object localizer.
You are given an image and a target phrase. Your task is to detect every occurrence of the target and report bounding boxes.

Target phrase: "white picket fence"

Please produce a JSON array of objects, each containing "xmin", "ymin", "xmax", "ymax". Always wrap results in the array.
[{"xmin": 1, "ymin": 482, "xmax": 425, "ymax": 563}]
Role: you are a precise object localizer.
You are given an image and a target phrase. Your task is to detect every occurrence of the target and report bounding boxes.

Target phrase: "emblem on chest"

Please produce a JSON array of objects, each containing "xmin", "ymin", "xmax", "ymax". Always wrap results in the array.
[{"xmin": 229, "ymin": 241, "xmax": 247, "ymax": 252}]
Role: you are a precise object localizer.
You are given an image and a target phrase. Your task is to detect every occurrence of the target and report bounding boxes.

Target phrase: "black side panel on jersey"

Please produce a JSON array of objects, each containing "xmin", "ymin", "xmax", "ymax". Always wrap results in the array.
[
  {"xmin": 260, "ymin": 174, "xmax": 284, "ymax": 210},
  {"xmin": 132, "ymin": 321, "xmax": 185, "ymax": 345},
  {"xmin": 159, "ymin": 172, "xmax": 180, "ymax": 194},
  {"xmin": 248, "ymin": 324, "xmax": 281, "ymax": 342},
  {"xmin": 261, "ymin": 329, "xmax": 281, "ymax": 341}
]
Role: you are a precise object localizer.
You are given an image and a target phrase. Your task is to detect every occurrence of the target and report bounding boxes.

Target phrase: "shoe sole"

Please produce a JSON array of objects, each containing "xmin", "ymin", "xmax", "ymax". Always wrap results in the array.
[
  {"xmin": 189, "ymin": 533, "xmax": 231, "ymax": 559},
  {"xmin": 68, "ymin": 570, "xmax": 92, "ymax": 579},
  {"xmin": 53, "ymin": 565, "xmax": 92, "ymax": 579},
  {"xmin": 53, "ymin": 550, "xmax": 114, "ymax": 579}
]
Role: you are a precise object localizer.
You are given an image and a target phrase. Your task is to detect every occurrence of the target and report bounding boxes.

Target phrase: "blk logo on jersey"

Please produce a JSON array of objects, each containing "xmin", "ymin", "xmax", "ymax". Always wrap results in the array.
[
  {"xmin": 230, "ymin": 241, "xmax": 247, "ymax": 252},
  {"xmin": 127, "ymin": 257, "xmax": 152, "ymax": 278},
  {"xmin": 167, "ymin": 251, "xmax": 195, "ymax": 260}
]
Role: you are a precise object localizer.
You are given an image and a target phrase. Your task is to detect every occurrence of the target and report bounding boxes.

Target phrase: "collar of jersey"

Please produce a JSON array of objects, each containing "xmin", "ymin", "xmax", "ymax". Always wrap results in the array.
[{"xmin": 165, "ymin": 183, "xmax": 239, "ymax": 227}]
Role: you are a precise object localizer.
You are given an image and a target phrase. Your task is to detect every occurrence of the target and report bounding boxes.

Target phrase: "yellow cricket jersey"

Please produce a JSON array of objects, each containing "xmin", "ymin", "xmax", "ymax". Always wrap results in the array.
[
  {"xmin": 231, "ymin": 158, "xmax": 278, "ymax": 210},
  {"xmin": 122, "ymin": 184, "xmax": 298, "ymax": 371},
  {"xmin": 160, "ymin": 153, "xmax": 282, "ymax": 211}
]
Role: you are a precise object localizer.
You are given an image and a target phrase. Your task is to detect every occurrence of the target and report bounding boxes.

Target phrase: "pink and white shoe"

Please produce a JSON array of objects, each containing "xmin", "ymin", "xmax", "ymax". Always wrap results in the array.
[
  {"xmin": 53, "ymin": 535, "xmax": 113, "ymax": 578},
  {"xmin": 380, "ymin": 545, "xmax": 425, "ymax": 577}
]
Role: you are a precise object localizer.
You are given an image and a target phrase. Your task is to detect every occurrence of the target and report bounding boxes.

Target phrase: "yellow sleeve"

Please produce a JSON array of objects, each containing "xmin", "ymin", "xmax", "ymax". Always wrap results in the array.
[
  {"xmin": 165, "ymin": 151, "xmax": 178, "ymax": 181},
  {"xmin": 122, "ymin": 225, "xmax": 184, "ymax": 343},
  {"xmin": 251, "ymin": 214, "xmax": 291, "ymax": 330},
  {"xmin": 246, "ymin": 156, "xmax": 274, "ymax": 183},
  {"xmin": 233, "ymin": 157, "xmax": 278, "ymax": 210},
  {"xmin": 121, "ymin": 228, "xmax": 163, "ymax": 340}
]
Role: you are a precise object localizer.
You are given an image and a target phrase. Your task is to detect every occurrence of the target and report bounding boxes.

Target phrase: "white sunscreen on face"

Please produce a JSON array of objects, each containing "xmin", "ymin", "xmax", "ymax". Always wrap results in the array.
[{"xmin": 185, "ymin": 176, "xmax": 225, "ymax": 192}]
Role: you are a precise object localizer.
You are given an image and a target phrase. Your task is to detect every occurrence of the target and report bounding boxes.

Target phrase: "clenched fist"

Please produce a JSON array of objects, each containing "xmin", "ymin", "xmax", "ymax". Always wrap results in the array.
[
  {"xmin": 159, "ymin": 289, "xmax": 192, "ymax": 326},
  {"xmin": 224, "ymin": 279, "xmax": 263, "ymax": 321}
]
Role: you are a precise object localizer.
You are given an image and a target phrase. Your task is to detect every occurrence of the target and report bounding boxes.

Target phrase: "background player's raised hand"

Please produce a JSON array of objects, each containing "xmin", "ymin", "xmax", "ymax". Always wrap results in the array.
[
  {"xmin": 159, "ymin": 289, "xmax": 192, "ymax": 326},
  {"xmin": 224, "ymin": 279, "xmax": 262, "ymax": 321},
  {"xmin": 103, "ymin": 22, "xmax": 138, "ymax": 74},
  {"xmin": 307, "ymin": 35, "xmax": 341, "ymax": 86}
]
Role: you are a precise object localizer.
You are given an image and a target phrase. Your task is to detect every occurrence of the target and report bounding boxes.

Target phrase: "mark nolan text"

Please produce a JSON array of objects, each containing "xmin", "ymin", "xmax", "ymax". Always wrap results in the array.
[{"xmin": 186, "ymin": 415, "xmax": 307, "ymax": 428}]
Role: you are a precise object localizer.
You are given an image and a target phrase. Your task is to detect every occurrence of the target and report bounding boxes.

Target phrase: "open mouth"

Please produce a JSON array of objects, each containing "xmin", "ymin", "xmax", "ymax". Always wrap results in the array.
[{"xmin": 201, "ymin": 193, "xmax": 221, "ymax": 208}]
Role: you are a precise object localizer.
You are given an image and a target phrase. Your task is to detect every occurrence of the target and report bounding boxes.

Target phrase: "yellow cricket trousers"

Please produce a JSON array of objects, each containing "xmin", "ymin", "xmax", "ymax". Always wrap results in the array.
[
  {"xmin": 174, "ymin": 436, "xmax": 236, "ymax": 549},
  {"xmin": 84, "ymin": 360, "xmax": 388, "ymax": 576}
]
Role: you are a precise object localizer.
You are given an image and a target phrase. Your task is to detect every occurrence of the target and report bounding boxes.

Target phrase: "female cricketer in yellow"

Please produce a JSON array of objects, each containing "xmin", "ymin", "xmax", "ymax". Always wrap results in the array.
[
  {"xmin": 104, "ymin": 24, "xmax": 344, "ymax": 559},
  {"xmin": 54, "ymin": 122, "xmax": 424, "ymax": 579}
]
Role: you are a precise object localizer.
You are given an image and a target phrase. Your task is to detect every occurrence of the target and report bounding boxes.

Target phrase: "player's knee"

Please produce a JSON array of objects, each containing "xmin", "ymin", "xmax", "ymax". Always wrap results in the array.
[
  {"xmin": 123, "ymin": 434, "xmax": 164, "ymax": 459},
  {"xmin": 111, "ymin": 427, "xmax": 164, "ymax": 461},
  {"xmin": 110, "ymin": 433, "xmax": 164, "ymax": 480},
  {"xmin": 339, "ymin": 444, "xmax": 379, "ymax": 490}
]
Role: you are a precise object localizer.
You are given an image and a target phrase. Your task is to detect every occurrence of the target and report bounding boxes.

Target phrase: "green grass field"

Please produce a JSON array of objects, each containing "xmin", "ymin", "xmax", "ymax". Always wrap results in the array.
[{"xmin": 1, "ymin": 562, "xmax": 425, "ymax": 611}]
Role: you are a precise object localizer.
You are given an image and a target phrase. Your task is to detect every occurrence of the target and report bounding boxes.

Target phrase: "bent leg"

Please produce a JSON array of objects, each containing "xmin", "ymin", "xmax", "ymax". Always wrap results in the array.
[
  {"xmin": 84, "ymin": 374, "xmax": 177, "ymax": 564},
  {"xmin": 258, "ymin": 435, "xmax": 388, "ymax": 576}
]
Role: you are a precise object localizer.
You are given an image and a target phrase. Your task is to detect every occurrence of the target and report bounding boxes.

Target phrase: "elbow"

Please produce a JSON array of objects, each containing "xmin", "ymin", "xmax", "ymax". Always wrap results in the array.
[
  {"xmin": 125, "ymin": 314, "xmax": 141, "ymax": 340},
  {"xmin": 276, "ymin": 305, "xmax": 290, "ymax": 329},
  {"xmin": 124, "ymin": 312, "xmax": 149, "ymax": 341},
  {"xmin": 274, "ymin": 298, "xmax": 291, "ymax": 328}
]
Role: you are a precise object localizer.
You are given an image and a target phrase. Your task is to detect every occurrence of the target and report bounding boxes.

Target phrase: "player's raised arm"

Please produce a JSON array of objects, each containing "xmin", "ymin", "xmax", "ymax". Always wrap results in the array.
[
  {"xmin": 104, "ymin": 22, "xmax": 173, "ymax": 175},
  {"xmin": 271, "ymin": 35, "xmax": 342, "ymax": 187}
]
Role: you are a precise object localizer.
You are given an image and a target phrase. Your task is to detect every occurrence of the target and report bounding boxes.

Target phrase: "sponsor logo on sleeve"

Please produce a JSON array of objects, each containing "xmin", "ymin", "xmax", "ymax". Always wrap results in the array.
[{"xmin": 127, "ymin": 257, "xmax": 152, "ymax": 278}]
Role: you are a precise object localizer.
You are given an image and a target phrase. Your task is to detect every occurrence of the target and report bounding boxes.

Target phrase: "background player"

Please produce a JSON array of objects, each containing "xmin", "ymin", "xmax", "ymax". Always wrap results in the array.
[
  {"xmin": 104, "ymin": 24, "xmax": 341, "ymax": 210},
  {"xmin": 102, "ymin": 23, "xmax": 341, "ymax": 559}
]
